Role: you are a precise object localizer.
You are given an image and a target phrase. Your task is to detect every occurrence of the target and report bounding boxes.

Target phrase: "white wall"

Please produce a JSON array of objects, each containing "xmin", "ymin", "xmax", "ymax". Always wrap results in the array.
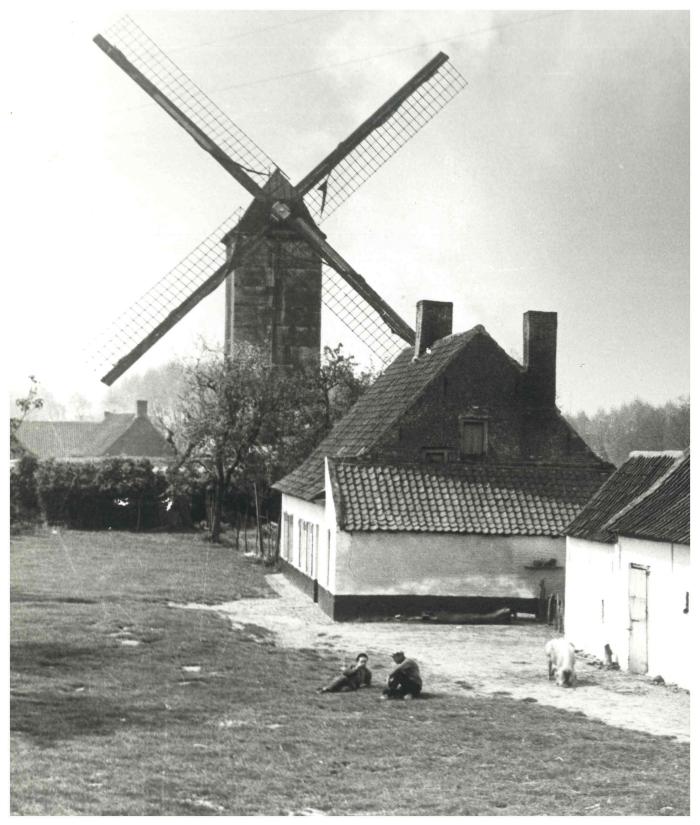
[
  {"xmin": 565, "ymin": 535, "xmax": 691, "ymax": 688},
  {"xmin": 620, "ymin": 536, "xmax": 690, "ymax": 688},
  {"xmin": 565, "ymin": 537, "xmax": 622, "ymax": 659},
  {"xmin": 333, "ymin": 531, "xmax": 565, "ymax": 597},
  {"xmin": 280, "ymin": 493, "xmax": 326, "ymax": 580}
]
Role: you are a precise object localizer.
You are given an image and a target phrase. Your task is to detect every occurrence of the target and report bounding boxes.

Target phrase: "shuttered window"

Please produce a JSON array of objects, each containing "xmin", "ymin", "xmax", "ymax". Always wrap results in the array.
[{"xmin": 460, "ymin": 419, "xmax": 487, "ymax": 457}]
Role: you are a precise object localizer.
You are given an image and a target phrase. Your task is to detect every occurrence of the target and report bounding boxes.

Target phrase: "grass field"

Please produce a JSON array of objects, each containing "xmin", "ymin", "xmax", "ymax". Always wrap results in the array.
[{"xmin": 11, "ymin": 530, "xmax": 690, "ymax": 815}]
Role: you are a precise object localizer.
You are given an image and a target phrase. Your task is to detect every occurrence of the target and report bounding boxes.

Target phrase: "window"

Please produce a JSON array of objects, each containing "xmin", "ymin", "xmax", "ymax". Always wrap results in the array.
[
  {"xmin": 460, "ymin": 417, "xmax": 487, "ymax": 458},
  {"xmin": 297, "ymin": 519, "xmax": 317, "ymax": 576},
  {"xmin": 423, "ymin": 449, "xmax": 448, "ymax": 463},
  {"xmin": 282, "ymin": 512, "xmax": 293, "ymax": 561}
]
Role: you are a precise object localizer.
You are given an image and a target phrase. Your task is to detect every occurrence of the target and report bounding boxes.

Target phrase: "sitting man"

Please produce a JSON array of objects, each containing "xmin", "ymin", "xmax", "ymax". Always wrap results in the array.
[
  {"xmin": 319, "ymin": 653, "xmax": 372, "ymax": 693},
  {"xmin": 381, "ymin": 651, "xmax": 422, "ymax": 700}
]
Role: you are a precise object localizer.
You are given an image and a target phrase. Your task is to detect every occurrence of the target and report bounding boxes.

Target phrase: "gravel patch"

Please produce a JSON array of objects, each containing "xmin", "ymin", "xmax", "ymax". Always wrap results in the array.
[{"xmin": 181, "ymin": 572, "xmax": 689, "ymax": 743}]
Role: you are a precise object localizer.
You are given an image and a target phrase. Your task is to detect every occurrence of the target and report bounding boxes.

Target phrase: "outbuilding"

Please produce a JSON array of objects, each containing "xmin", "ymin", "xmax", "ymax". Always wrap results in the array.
[{"xmin": 565, "ymin": 450, "xmax": 690, "ymax": 687}]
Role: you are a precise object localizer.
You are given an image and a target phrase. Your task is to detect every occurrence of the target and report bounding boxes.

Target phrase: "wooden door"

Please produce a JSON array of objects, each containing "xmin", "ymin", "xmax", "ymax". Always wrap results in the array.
[{"xmin": 628, "ymin": 564, "xmax": 649, "ymax": 674}]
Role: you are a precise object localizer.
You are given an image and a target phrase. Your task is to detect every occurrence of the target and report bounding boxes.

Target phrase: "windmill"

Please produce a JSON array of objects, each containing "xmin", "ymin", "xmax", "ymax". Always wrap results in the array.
[{"xmin": 91, "ymin": 16, "xmax": 466, "ymax": 385}]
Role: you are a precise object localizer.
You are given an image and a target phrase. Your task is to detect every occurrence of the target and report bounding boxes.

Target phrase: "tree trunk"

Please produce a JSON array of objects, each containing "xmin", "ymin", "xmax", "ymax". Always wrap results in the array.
[
  {"xmin": 210, "ymin": 464, "xmax": 225, "ymax": 543},
  {"xmin": 253, "ymin": 482, "xmax": 264, "ymax": 557},
  {"xmin": 243, "ymin": 498, "xmax": 249, "ymax": 551}
]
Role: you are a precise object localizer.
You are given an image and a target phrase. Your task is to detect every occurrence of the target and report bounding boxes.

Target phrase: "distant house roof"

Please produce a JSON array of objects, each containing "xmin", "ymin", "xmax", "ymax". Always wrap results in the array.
[
  {"xmin": 327, "ymin": 459, "xmax": 611, "ymax": 537},
  {"xmin": 605, "ymin": 451, "xmax": 689, "ymax": 544},
  {"xmin": 275, "ymin": 326, "xmax": 492, "ymax": 500},
  {"xmin": 566, "ymin": 451, "xmax": 685, "ymax": 543},
  {"xmin": 14, "ymin": 420, "xmax": 105, "ymax": 460},
  {"xmin": 14, "ymin": 401, "xmax": 173, "ymax": 461}
]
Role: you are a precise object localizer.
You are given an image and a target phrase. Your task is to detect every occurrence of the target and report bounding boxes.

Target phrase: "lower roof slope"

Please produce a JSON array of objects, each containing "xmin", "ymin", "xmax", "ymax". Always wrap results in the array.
[
  {"xmin": 606, "ymin": 451, "xmax": 689, "ymax": 544},
  {"xmin": 328, "ymin": 459, "xmax": 611, "ymax": 537},
  {"xmin": 565, "ymin": 451, "xmax": 684, "ymax": 543},
  {"xmin": 15, "ymin": 420, "xmax": 109, "ymax": 459}
]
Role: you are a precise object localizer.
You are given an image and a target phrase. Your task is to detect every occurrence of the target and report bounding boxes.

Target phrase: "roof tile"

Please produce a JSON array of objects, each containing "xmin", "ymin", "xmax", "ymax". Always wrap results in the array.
[
  {"xmin": 606, "ymin": 451, "xmax": 689, "ymax": 544},
  {"xmin": 566, "ymin": 451, "xmax": 684, "ymax": 542},
  {"xmin": 328, "ymin": 459, "xmax": 610, "ymax": 537}
]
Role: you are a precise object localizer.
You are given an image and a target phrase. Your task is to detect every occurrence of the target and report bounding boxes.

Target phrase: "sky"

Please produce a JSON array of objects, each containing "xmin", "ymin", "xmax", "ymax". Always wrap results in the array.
[{"xmin": 6, "ymin": 5, "xmax": 690, "ymax": 417}]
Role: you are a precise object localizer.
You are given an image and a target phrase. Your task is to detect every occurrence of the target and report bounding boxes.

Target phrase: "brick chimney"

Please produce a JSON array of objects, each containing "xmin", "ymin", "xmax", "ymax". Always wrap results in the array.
[
  {"xmin": 414, "ymin": 300, "xmax": 453, "ymax": 358},
  {"xmin": 523, "ymin": 311, "xmax": 557, "ymax": 406},
  {"xmin": 136, "ymin": 400, "xmax": 148, "ymax": 418}
]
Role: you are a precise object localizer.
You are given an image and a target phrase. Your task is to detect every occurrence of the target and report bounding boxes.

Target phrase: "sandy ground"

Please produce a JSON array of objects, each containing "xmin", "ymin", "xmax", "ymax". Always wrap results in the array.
[{"xmin": 182, "ymin": 573, "xmax": 689, "ymax": 743}]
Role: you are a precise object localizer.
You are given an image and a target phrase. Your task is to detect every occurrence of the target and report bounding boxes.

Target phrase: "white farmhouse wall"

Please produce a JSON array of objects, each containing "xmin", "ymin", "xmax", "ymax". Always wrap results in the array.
[
  {"xmin": 619, "ymin": 536, "xmax": 690, "ymax": 688},
  {"xmin": 564, "ymin": 537, "xmax": 623, "ymax": 660},
  {"xmin": 333, "ymin": 531, "xmax": 565, "ymax": 597},
  {"xmin": 280, "ymin": 493, "xmax": 326, "ymax": 579},
  {"xmin": 565, "ymin": 535, "xmax": 691, "ymax": 689}
]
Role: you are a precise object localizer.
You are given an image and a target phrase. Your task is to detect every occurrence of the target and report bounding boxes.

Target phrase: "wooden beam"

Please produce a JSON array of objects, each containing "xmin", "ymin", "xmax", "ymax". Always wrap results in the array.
[
  {"xmin": 101, "ymin": 234, "xmax": 266, "ymax": 385},
  {"xmin": 289, "ymin": 215, "xmax": 415, "ymax": 345},
  {"xmin": 93, "ymin": 34, "xmax": 265, "ymax": 200},
  {"xmin": 295, "ymin": 52, "xmax": 449, "ymax": 197}
]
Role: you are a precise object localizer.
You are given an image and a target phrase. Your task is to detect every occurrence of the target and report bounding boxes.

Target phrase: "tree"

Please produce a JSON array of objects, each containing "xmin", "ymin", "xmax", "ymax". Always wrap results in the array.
[
  {"xmin": 274, "ymin": 344, "xmax": 376, "ymax": 473},
  {"xmin": 172, "ymin": 345, "xmax": 306, "ymax": 542},
  {"xmin": 103, "ymin": 359, "xmax": 186, "ymax": 419},
  {"xmin": 566, "ymin": 396, "xmax": 690, "ymax": 467},
  {"xmin": 10, "ymin": 376, "xmax": 44, "ymax": 458},
  {"xmin": 168, "ymin": 343, "xmax": 374, "ymax": 544}
]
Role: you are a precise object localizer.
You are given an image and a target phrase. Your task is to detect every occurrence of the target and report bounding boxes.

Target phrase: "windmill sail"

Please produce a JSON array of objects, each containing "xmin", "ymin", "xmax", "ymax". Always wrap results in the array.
[
  {"xmin": 91, "ymin": 16, "xmax": 466, "ymax": 382},
  {"xmin": 299, "ymin": 55, "xmax": 467, "ymax": 223},
  {"xmin": 95, "ymin": 16, "xmax": 280, "ymax": 186},
  {"xmin": 90, "ymin": 210, "xmax": 243, "ymax": 383},
  {"xmin": 322, "ymin": 266, "xmax": 407, "ymax": 366}
]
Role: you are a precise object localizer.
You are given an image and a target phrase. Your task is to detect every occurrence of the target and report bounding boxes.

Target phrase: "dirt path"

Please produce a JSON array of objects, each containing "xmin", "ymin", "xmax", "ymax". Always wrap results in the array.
[{"xmin": 182, "ymin": 573, "xmax": 689, "ymax": 743}]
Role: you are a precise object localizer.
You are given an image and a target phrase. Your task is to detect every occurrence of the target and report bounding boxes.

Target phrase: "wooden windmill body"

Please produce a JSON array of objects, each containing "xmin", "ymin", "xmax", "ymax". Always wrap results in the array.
[
  {"xmin": 223, "ymin": 170, "xmax": 323, "ymax": 368},
  {"xmin": 91, "ymin": 16, "xmax": 467, "ymax": 384}
]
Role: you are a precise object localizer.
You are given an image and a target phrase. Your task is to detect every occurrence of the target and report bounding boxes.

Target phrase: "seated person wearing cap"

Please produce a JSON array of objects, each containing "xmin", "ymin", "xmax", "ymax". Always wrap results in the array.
[
  {"xmin": 382, "ymin": 651, "xmax": 422, "ymax": 699},
  {"xmin": 319, "ymin": 653, "xmax": 372, "ymax": 693}
]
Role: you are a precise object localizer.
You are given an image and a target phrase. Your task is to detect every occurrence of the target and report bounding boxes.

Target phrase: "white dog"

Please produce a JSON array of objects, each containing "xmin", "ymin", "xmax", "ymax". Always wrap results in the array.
[{"xmin": 545, "ymin": 638, "xmax": 576, "ymax": 687}]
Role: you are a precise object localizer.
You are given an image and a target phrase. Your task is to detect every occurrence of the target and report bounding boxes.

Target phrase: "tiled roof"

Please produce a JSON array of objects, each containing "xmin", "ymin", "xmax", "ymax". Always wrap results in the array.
[
  {"xmin": 327, "ymin": 459, "xmax": 611, "ymax": 536},
  {"xmin": 606, "ymin": 451, "xmax": 689, "ymax": 544},
  {"xmin": 13, "ymin": 414, "xmax": 158, "ymax": 460},
  {"xmin": 565, "ymin": 451, "xmax": 684, "ymax": 543},
  {"xmin": 88, "ymin": 414, "xmax": 135, "ymax": 455},
  {"xmin": 274, "ymin": 327, "xmax": 487, "ymax": 499},
  {"xmin": 15, "ymin": 420, "xmax": 103, "ymax": 459}
]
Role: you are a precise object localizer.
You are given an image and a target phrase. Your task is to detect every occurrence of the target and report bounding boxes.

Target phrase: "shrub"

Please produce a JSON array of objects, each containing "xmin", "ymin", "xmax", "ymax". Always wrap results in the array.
[
  {"xmin": 34, "ymin": 458, "xmax": 168, "ymax": 530},
  {"xmin": 10, "ymin": 455, "xmax": 41, "ymax": 529}
]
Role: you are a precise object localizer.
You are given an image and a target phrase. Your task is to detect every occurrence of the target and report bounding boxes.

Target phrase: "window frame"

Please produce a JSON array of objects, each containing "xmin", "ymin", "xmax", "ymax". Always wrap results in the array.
[{"xmin": 459, "ymin": 415, "xmax": 488, "ymax": 459}]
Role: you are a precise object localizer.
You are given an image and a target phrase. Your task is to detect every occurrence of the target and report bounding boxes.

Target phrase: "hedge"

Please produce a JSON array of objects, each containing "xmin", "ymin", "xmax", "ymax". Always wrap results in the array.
[{"xmin": 31, "ymin": 458, "xmax": 169, "ymax": 530}]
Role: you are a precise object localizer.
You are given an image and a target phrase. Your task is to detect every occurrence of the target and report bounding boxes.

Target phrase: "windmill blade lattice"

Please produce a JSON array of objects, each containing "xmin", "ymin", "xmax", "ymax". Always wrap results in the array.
[
  {"xmin": 88, "ymin": 209, "xmax": 242, "ymax": 377},
  {"xmin": 303, "ymin": 59, "xmax": 467, "ymax": 223},
  {"xmin": 100, "ymin": 16, "xmax": 280, "ymax": 183},
  {"xmin": 322, "ymin": 265, "xmax": 407, "ymax": 367}
]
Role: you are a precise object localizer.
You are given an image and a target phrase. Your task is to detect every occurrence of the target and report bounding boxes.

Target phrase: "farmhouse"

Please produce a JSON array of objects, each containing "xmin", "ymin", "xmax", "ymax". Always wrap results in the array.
[
  {"xmin": 274, "ymin": 302, "xmax": 613, "ymax": 620},
  {"xmin": 565, "ymin": 450, "xmax": 690, "ymax": 687},
  {"xmin": 13, "ymin": 400, "xmax": 173, "ymax": 463}
]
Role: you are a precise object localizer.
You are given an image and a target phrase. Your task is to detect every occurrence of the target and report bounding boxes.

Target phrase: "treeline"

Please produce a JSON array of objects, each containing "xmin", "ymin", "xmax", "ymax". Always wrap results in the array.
[{"xmin": 566, "ymin": 397, "xmax": 689, "ymax": 467}]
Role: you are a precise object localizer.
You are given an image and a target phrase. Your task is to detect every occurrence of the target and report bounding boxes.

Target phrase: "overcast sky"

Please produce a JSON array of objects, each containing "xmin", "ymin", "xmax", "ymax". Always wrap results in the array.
[{"xmin": 6, "ymin": 6, "xmax": 689, "ymax": 416}]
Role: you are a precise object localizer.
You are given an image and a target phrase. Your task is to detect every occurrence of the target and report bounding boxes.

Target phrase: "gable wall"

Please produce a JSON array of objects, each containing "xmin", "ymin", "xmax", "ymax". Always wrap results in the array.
[
  {"xmin": 372, "ymin": 335, "xmax": 596, "ymax": 465},
  {"xmin": 565, "ymin": 535, "xmax": 691, "ymax": 688},
  {"xmin": 105, "ymin": 418, "xmax": 172, "ymax": 459}
]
